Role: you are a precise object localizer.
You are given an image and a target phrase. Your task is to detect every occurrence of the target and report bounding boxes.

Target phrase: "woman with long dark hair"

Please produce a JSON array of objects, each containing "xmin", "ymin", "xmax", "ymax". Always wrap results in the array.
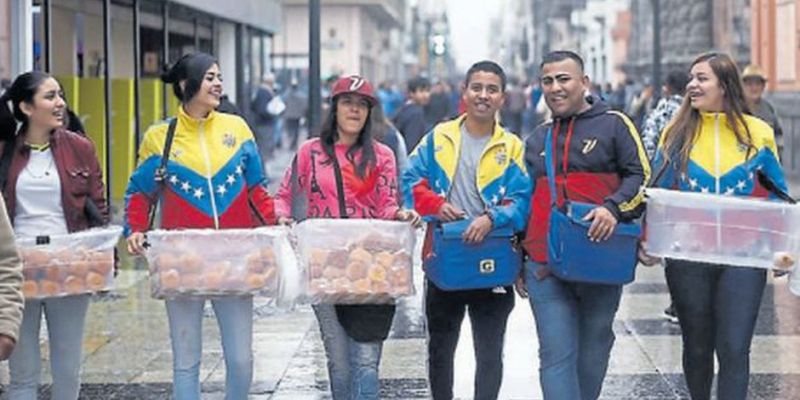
[
  {"xmin": 651, "ymin": 52, "xmax": 787, "ymax": 400},
  {"xmin": 0, "ymin": 71, "xmax": 108, "ymax": 399},
  {"xmin": 275, "ymin": 75, "xmax": 419, "ymax": 400},
  {"xmin": 124, "ymin": 53, "xmax": 275, "ymax": 399}
]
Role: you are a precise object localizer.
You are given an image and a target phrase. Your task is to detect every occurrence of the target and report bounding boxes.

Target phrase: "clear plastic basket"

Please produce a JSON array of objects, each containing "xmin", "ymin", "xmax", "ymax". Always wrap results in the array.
[
  {"xmin": 645, "ymin": 188, "xmax": 800, "ymax": 269},
  {"xmin": 294, "ymin": 219, "xmax": 416, "ymax": 304},
  {"xmin": 145, "ymin": 227, "xmax": 289, "ymax": 298},
  {"xmin": 17, "ymin": 226, "xmax": 123, "ymax": 299}
]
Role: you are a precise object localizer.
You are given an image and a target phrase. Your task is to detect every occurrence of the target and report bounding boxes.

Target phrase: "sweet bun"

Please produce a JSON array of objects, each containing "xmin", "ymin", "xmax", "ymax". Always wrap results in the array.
[
  {"xmin": 371, "ymin": 280, "xmax": 391, "ymax": 294},
  {"xmin": 322, "ymin": 266, "xmax": 345, "ymax": 280},
  {"xmin": 310, "ymin": 249, "xmax": 328, "ymax": 267},
  {"xmin": 23, "ymin": 249, "xmax": 50, "ymax": 267},
  {"xmin": 309, "ymin": 278, "xmax": 330, "ymax": 294},
  {"xmin": 245, "ymin": 273, "xmax": 267, "ymax": 290},
  {"xmin": 202, "ymin": 270, "xmax": 225, "ymax": 289},
  {"xmin": 90, "ymin": 260, "xmax": 113, "ymax": 276},
  {"xmin": 64, "ymin": 276, "xmax": 85, "ymax": 295},
  {"xmin": 367, "ymin": 264, "xmax": 387, "ymax": 283},
  {"xmin": 45, "ymin": 266, "xmax": 62, "ymax": 282},
  {"xmin": 160, "ymin": 269, "xmax": 180, "ymax": 289},
  {"xmin": 70, "ymin": 260, "xmax": 91, "ymax": 277},
  {"xmin": 345, "ymin": 261, "xmax": 368, "ymax": 280},
  {"xmin": 262, "ymin": 267, "xmax": 277, "ymax": 284},
  {"xmin": 331, "ymin": 277, "xmax": 351, "ymax": 292},
  {"xmin": 260, "ymin": 248, "xmax": 276, "ymax": 267},
  {"xmin": 348, "ymin": 247, "xmax": 373, "ymax": 265},
  {"xmin": 374, "ymin": 251, "xmax": 394, "ymax": 268},
  {"xmin": 353, "ymin": 278, "xmax": 371, "ymax": 293},
  {"xmin": 180, "ymin": 273, "xmax": 202, "ymax": 289},
  {"xmin": 158, "ymin": 253, "xmax": 180, "ymax": 271},
  {"xmin": 180, "ymin": 254, "xmax": 204, "ymax": 274},
  {"xmin": 22, "ymin": 281, "xmax": 38, "ymax": 298},
  {"xmin": 309, "ymin": 265, "xmax": 324, "ymax": 279},
  {"xmin": 325, "ymin": 249, "xmax": 350, "ymax": 267},
  {"xmin": 40, "ymin": 280, "xmax": 61, "ymax": 296},
  {"xmin": 246, "ymin": 253, "xmax": 265, "ymax": 274},
  {"xmin": 86, "ymin": 272, "xmax": 106, "ymax": 291}
]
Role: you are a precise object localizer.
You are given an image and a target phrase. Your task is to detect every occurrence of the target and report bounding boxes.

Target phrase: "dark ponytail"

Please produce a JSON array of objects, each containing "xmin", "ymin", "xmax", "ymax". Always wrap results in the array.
[
  {"xmin": 161, "ymin": 52, "xmax": 217, "ymax": 104},
  {"xmin": 0, "ymin": 71, "xmax": 50, "ymax": 142}
]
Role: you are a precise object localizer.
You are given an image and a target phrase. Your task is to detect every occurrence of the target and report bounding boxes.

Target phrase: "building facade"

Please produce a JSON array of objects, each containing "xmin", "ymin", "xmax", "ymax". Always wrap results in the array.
[{"xmin": 273, "ymin": 0, "xmax": 406, "ymax": 85}]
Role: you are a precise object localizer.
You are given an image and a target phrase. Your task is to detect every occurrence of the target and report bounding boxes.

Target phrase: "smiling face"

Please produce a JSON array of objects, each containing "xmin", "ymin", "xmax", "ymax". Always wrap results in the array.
[
  {"xmin": 19, "ymin": 77, "xmax": 66, "ymax": 131},
  {"xmin": 185, "ymin": 63, "xmax": 223, "ymax": 111},
  {"xmin": 462, "ymin": 71, "xmax": 505, "ymax": 123},
  {"xmin": 335, "ymin": 93, "xmax": 371, "ymax": 138},
  {"xmin": 540, "ymin": 58, "xmax": 590, "ymax": 118},
  {"xmin": 687, "ymin": 61, "xmax": 724, "ymax": 112}
]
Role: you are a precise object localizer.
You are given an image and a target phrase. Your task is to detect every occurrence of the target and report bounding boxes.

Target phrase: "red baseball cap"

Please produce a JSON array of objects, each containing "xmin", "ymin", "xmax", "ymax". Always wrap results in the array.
[{"xmin": 330, "ymin": 75, "xmax": 378, "ymax": 106}]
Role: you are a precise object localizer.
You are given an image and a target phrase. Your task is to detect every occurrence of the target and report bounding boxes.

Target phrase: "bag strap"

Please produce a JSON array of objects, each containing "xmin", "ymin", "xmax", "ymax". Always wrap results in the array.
[
  {"xmin": 544, "ymin": 119, "xmax": 575, "ymax": 209},
  {"xmin": 147, "ymin": 118, "xmax": 178, "ymax": 229},
  {"xmin": 329, "ymin": 147, "xmax": 349, "ymax": 219}
]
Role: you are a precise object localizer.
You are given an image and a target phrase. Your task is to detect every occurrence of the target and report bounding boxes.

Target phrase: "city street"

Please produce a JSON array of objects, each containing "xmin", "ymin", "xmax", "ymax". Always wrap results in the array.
[{"xmin": 3, "ymin": 145, "xmax": 799, "ymax": 400}]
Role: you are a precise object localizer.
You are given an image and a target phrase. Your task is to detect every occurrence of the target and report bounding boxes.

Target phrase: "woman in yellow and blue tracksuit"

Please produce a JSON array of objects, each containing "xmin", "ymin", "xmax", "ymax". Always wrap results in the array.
[
  {"xmin": 650, "ymin": 52, "xmax": 786, "ymax": 400},
  {"xmin": 124, "ymin": 53, "xmax": 275, "ymax": 399}
]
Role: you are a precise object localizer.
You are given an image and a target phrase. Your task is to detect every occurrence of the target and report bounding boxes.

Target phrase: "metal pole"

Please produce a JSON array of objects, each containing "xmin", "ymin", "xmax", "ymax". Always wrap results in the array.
[
  {"xmin": 260, "ymin": 33, "xmax": 266, "ymax": 82},
  {"xmin": 43, "ymin": 0, "xmax": 51, "ymax": 72},
  {"xmin": 133, "ymin": 0, "xmax": 141, "ymax": 153},
  {"xmin": 102, "ymin": 0, "xmax": 113, "ymax": 202},
  {"xmin": 309, "ymin": 0, "xmax": 321, "ymax": 134},
  {"xmin": 652, "ymin": 0, "xmax": 662, "ymax": 100},
  {"xmin": 162, "ymin": 1, "xmax": 170, "ymax": 118}
]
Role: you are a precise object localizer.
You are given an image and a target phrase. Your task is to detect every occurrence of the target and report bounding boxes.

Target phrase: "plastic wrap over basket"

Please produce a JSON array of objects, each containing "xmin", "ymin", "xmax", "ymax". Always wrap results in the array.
[
  {"xmin": 294, "ymin": 219, "xmax": 416, "ymax": 304},
  {"xmin": 145, "ymin": 227, "xmax": 289, "ymax": 298},
  {"xmin": 645, "ymin": 188, "xmax": 800, "ymax": 269},
  {"xmin": 17, "ymin": 226, "xmax": 122, "ymax": 299}
]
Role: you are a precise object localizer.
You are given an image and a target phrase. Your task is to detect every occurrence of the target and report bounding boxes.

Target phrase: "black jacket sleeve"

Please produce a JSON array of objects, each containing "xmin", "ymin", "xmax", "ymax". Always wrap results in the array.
[{"xmin": 603, "ymin": 111, "xmax": 651, "ymax": 221}]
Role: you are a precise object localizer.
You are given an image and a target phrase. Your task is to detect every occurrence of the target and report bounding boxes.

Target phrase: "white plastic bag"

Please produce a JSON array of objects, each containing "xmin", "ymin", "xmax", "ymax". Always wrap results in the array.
[{"xmin": 266, "ymin": 95, "xmax": 286, "ymax": 116}]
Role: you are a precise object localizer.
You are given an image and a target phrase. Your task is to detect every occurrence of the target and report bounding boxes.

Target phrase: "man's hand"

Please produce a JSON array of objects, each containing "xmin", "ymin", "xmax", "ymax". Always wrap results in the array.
[
  {"xmin": 437, "ymin": 203, "xmax": 466, "ymax": 222},
  {"xmin": 462, "ymin": 215, "xmax": 493, "ymax": 244},
  {"xmin": 583, "ymin": 206, "xmax": 618, "ymax": 242},
  {"xmin": 0, "ymin": 335, "xmax": 15, "ymax": 360},
  {"xmin": 396, "ymin": 209, "xmax": 423, "ymax": 228},
  {"xmin": 126, "ymin": 232, "xmax": 147, "ymax": 255}
]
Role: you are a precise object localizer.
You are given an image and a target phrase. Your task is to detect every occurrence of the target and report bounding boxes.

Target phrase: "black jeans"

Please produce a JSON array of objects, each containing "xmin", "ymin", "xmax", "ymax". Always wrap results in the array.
[
  {"xmin": 425, "ymin": 281, "xmax": 515, "ymax": 400},
  {"xmin": 665, "ymin": 259, "xmax": 767, "ymax": 400}
]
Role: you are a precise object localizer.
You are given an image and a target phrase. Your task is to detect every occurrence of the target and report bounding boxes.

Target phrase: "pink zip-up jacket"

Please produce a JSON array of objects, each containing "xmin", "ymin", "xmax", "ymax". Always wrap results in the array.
[{"xmin": 276, "ymin": 138, "xmax": 400, "ymax": 220}]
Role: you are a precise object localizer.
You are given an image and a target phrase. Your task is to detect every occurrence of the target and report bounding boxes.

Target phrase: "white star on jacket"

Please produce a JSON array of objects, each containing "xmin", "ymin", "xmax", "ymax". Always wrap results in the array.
[{"xmin": 193, "ymin": 188, "xmax": 204, "ymax": 199}]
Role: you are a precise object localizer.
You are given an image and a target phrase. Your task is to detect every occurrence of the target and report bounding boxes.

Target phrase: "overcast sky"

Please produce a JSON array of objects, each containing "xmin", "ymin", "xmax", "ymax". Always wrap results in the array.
[{"xmin": 445, "ymin": 0, "xmax": 497, "ymax": 70}]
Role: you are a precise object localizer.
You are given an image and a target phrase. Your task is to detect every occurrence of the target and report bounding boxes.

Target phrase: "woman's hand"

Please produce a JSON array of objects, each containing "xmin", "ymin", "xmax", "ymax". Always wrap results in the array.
[
  {"xmin": 396, "ymin": 209, "xmax": 423, "ymax": 228},
  {"xmin": 126, "ymin": 232, "xmax": 147, "ymax": 255},
  {"xmin": 638, "ymin": 243, "xmax": 661, "ymax": 266},
  {"xmin": 773, "ymin": 252, "xmax": 795, "ymax": 277},
  {"xmin": 277, "ymin": 217, "xmax": 296, "ymax": 226}
]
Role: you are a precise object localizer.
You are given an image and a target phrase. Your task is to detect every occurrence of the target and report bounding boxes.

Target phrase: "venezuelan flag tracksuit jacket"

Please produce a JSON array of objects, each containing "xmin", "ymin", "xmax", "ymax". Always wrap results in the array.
[
  {"xmin": 402, "ymin": 115, "xmax": 532, "ymax": 232},
  {"xmin": 523, "ymin": 100, "xmax": 651, "ymax": 263},
  {"xmin": 124, "ymin": 108, "xmax": 275, "ymax": 235},
  {"xmin": 651, "ymin": 111, "xmax": 786, "ymax": 197}
]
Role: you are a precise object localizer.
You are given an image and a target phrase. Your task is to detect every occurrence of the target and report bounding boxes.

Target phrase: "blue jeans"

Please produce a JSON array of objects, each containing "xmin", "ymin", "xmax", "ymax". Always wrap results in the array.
[
  {"xmin": 165, "ymin": 296, "xmax": 253, "ymax": 400},
  {"xmin": 524, "ymin": 261, "xmax": 622, "ymax": 400},
  {"xmin": 8, "ymin": 294, "xmax": 90, "ymax": 400},
  {"xmin": 665, "ymin": 259, "xmax": 766, "ymax": 400},
  {"xmin": 313, "ymin": 304, "xmax": 383, "ymax": 400}
]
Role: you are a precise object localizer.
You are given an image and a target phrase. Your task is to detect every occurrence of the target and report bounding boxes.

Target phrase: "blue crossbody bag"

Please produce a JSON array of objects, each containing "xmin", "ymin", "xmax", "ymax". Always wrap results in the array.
[
  {"xmin": 544, "ymin": 126, "xmax": 640, "ymax": 285},
  {"xmin": 423, "ymin": 135, "xmax": 522, "ymax": 290}
]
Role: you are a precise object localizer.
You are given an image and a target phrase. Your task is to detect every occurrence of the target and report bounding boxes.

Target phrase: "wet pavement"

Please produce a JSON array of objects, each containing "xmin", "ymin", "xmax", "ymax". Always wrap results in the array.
[{"xmin": 2, "ymin": 147, "xmax": 800, "ymax": 399}]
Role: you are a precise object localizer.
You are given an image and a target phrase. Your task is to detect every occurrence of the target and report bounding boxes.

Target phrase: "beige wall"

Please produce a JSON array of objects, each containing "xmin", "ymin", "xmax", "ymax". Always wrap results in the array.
[{"xmin": 752, "ymin": 0, "xmax": 800, "ymax": 92}]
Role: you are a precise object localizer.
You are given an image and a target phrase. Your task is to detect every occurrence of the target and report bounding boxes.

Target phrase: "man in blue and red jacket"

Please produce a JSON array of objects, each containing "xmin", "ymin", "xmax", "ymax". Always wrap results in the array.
[{"xmin": 520, "ymin": 51, "xmax": 650, "ymax": 400}]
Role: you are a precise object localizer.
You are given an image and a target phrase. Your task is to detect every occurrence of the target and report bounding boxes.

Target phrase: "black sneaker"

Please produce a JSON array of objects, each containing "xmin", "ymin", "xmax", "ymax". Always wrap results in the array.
[{"xmin": 663, "ymin": 304, "xmax": 679, "ymax": 324}]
